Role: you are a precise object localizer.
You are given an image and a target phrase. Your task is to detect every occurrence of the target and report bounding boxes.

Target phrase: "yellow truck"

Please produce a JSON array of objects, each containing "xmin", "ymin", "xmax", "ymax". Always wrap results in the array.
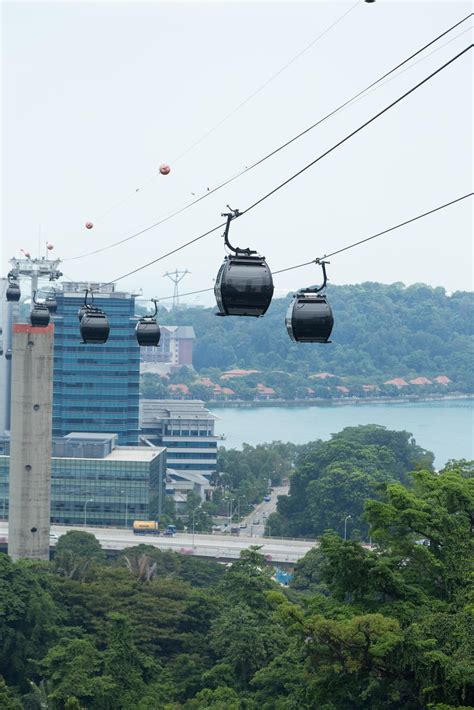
[{"xmin": 132, "ymin": 520, "xmax": 160, "ymax": 536}]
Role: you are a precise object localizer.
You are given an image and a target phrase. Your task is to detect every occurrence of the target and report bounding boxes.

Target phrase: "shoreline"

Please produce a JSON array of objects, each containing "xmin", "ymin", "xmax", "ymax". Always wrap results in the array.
[{"xmin": 206, "ymin": 394, "xmax": 473, "ymax": 409}]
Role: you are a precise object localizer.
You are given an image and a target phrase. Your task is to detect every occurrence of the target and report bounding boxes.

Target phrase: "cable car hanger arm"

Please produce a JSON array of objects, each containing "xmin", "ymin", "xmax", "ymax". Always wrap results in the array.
[{"xmin": 221, "ymin": 206, "xmax": 257, "ymax": 256}]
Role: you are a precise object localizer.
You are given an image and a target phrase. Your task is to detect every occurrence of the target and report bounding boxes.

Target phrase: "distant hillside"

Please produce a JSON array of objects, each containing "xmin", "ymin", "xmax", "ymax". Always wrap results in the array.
[{"xmin": 155, "ymin": 282, "xmax": 473, "ymax": 394}]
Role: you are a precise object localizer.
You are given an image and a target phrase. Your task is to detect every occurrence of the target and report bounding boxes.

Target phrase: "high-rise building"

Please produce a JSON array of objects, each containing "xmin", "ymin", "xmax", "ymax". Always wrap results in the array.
[
  {"xmin": 140, "ymin": 399, "xmax": 219, "ymax": 483},
  {"xmin": 53, "ymin": 282, "xmax": 140, "ymax": 445}
]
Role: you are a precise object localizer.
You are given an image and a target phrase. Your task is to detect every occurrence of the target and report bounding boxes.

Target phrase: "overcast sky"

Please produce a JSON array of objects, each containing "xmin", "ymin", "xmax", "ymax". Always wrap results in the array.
[{"xmin": 2, "ymin": 0, "xmax": 472, "ymax": 305}]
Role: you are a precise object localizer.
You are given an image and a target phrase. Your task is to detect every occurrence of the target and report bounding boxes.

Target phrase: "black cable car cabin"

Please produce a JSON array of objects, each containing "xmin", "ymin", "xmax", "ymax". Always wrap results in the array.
[
  {"xmin": 30, "ymin": 304, "xmax": 51, "ymax": 327},
  {"xmin": 80, "ymin": 309, "xmax": 110, "ymax": 344},
  {"xmin": 78, "ymin": 290, "xmax": 110, "ymax": 344},
  {"xmin": 45, "ymin": 294, "xmax": 58, "ymax": 313},
  {"xmin": 136, "ymin": 300, "xmax": 160, "ymax": 346},
  {"xmin": 214, "ymin": 208, "xmax": 274, "ymax": 317},
  {"xmin": 6, "ymin": 272, "xmax": 21, "ymax": 302},
  {"xmin": 286, "ymin": 261, "xmax": 334, "ymax": 343},
  {"xmin": 215, "ymin": 254, "xmax": 274, "ymax": 317}
]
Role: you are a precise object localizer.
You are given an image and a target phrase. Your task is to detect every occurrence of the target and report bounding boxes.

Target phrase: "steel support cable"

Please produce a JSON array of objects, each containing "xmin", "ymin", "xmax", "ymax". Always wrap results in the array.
[
  {"xmin": 107, "ymin": 45, "xmax": 472, "ymax": 285},
  {"xmin": 150, "ymin": 192, "xmax": 472, "ymax": 300},
  {"xmin": 92, "ymin": 1, "xmax": 362, "ymax": 223},
  {"xmin": 63, "ymin": 12, "xmax": 472, "ymax": 263},
  {"xmin": 273, "ymin": 192, "xmax": 474, "ymax": 274},
  {"xmin": 240, "ymin": 44, "xmax": 473, "ymax": 216}
]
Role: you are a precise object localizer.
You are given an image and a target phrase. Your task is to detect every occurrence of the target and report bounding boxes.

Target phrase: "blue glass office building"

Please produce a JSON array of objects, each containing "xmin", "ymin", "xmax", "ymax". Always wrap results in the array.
[{"xmin": 53, "ymin": 283, "xmax": 140, "ymax": 445}]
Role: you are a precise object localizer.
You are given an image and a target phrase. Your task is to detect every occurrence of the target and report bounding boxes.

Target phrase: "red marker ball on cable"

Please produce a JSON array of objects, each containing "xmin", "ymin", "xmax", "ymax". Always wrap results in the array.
[
  {"xmin": 85, "ymin": 222, "xmax": 94, "ymax": 229},
  {"xmin": 159, "ymin": 164, "xmax": 171, "ymax": 175}
]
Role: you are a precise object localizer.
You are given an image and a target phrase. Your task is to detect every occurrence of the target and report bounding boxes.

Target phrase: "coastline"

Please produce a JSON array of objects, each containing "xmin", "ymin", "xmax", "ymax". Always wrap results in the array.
[{"xmin": 206, "ymin": 393, "xmax": 473, "ymax": 409}]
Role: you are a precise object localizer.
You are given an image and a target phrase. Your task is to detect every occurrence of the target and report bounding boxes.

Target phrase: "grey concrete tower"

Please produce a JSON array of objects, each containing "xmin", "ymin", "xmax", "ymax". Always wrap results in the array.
[{"xmin": 8, "ymin": 323, "xmax": 54, "ymax": 561}]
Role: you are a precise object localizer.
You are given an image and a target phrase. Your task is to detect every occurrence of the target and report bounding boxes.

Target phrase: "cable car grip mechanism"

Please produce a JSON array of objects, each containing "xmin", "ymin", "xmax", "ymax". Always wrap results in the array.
[{"xmin": 221, "ymin": 205, "xmax": 257, "ymax": 256}]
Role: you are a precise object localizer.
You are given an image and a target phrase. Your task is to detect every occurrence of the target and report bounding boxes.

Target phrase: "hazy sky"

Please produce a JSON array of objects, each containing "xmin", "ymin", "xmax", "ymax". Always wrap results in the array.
[{"xmin": 2, "ymin": 0, "xmax": 473, "ymax": 305}]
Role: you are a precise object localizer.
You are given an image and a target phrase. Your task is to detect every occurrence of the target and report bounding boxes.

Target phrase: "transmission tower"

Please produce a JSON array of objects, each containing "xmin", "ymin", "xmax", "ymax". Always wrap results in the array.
[{"xmin": 163, "ymin": 269, "xmax": 190, "ymax": 310}]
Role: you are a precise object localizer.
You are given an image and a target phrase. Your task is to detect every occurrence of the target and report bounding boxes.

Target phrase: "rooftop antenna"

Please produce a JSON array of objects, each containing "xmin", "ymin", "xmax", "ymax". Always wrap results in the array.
[{"xmin": 163, "ymin": 269, "xmax": 190, "ymax": 310}]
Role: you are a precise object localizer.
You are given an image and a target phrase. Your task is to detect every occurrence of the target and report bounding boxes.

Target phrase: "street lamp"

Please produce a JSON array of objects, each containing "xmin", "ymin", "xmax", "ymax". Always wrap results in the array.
[
  {"xmin": 344, "ymin": 515, "xmax": 352, "ymax": 541},
  {"xmin": 120, "ymin": 490, "xmax": 129, "ymax": 528},
  {"xmin": 84, "ymin": 498, "xmax": 94, "ymax": 527},
  {"xmin": 192, "ymin": 506, "xmax": 201, "ymax": 549}
]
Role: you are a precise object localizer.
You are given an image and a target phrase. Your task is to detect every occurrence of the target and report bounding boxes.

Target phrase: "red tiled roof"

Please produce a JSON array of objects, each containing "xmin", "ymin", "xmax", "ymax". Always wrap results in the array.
[
  {"xmin": 221, "ymin": 387, "xmax": 235, "ymax": 395},
  {"xmin": 310, "ymin": 372, "xmax": 335, "ymax": 380},
  {"xmin": 410, "ymin": 377, "xmax": 432, "ymax": 385},
  {"xmin": 434, "ymin": 375, "xmax": 452, "ymax": 384},
  {"xmin": 196, "ymin": 378, "xmax": 215, "ymax": 387},
  {"xmin": 168, "ymin": 383, "xmax": 190, "ymax": 394},
  {"xmin": 336, "ymin": 386, "xmax": 350, "ymax": 394},
  {"xmin": 384, "ymin": 378, "xmax": 409, "ymax": 387},
  {"xmin": 257, "ymin": 383, "xmax": 276, "ymax": 394}
]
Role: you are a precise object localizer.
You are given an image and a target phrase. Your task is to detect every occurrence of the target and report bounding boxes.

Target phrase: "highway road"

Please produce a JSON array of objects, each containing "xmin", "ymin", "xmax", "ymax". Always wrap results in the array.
[
  {"xmin": 240, "ymin": 485, "xmax": 289, "ymax": 537},
  {"xmin": 0, "ymin": 520, "xmax": 315, "ymax": 564}
]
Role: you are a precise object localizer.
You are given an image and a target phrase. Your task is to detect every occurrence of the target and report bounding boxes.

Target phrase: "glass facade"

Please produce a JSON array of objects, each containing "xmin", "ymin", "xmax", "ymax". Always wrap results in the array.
[
  {"xmin": 0, "ymin": 448, "xmax": 165, "ymax": 528},
  {"xmin": 140, "ymin": 400, "xmax": 219, "ymax": 480},
  {"xmin": 53, "ymin": 288, "xmax": 140, "ymax": 445}
]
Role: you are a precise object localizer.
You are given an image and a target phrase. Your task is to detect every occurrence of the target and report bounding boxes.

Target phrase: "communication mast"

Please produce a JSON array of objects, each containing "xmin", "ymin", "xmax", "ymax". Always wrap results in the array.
[{"xmin": 163, "ymin": 269, "xmax": 190, "ymax": 310}]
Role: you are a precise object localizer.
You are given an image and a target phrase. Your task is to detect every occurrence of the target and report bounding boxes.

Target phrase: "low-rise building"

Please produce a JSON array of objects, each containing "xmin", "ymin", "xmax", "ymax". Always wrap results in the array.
[{"xmin": 0, "ymin": 433, "xmax": 166, "ymax": 527}]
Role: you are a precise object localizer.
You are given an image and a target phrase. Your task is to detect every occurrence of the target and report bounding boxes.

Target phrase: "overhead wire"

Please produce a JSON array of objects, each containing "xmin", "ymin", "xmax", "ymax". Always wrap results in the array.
[
  {"xmin": 63, "ymin": 11, "xmax": 473, "ymax": 263},
  {"xmin": 91, "ymin": 0, "xmax": 362, "ymax": 223},
  {"xmin": 143, "ymin": 192, "xmax": 472, "ymax": 303},
  {"xmin": 106, "ymin": 44, "xmax": 472, "ymax": 286}
]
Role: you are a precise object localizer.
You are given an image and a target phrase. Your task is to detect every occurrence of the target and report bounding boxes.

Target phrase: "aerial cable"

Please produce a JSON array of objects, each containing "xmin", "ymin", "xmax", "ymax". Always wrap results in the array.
[
  {"xmin": 146, "ymin": 192, "xmax": 472, "ymax": 301},
  {"xmin": 105, "ymin": 44, "xmax": 472, "ymax": 285},
  {"xmin": 63, "ymin": 12, "xmax": 472, "ymax": 263},
  {"xmin": 88, "ymin": 0, "xmax": 362, "ymax": 226},
  {"xmin": 273, "ymin": 192, "xmax": 473, "ymax": 274},
  {"xmin": 169, "ymin": 0, "xmax": 362, "ymax": 165},
  {"xmin": 240, "ymin": 44, "xmax": 473, "ymax": 216}
]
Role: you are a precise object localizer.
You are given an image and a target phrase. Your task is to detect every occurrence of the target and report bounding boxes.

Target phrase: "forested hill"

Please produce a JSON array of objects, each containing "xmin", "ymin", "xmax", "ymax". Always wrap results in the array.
[{"xmin": 157, "ymin": 282, "xmax": 473, "ymax": 389}]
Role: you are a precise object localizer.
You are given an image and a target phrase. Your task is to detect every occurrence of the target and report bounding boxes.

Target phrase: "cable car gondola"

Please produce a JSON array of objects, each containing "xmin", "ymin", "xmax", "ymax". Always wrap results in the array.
[
  {"xmin": 44, "ymin": 289, "xmax": 58, "ymax": 314},
  {"xmin": 286, "ymin": 260, "xmax": 334, "ymax": 343},
  {"xmin": 30, "ymin": 292, "xmax": 51, "ymax": 327},
  {"xmin": 136, "ymin": 299, "xmax": 161, "ymax": 346},
  {"xmin": 6, "ymin": 272, "xmax": 21, "ymax": 302},
  {"xmin": 79, "ymin": 290, "xmax": 110, "ymax": 344},
  {"xmin": 214, "ymin": 207, "xmax": 274, "ymax": 317}
]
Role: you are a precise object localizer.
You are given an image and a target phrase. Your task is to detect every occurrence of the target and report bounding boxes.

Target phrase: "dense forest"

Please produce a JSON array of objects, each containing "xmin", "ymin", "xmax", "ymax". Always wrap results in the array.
[
  {"xmin": 141, "ymin": 282, "xmax": 474, "ymax": 399},
  {"xmin": 264, "ymin": 425, "xmax": 435, "ymax": 539},
  {"xmin": 0, "ymin": 458, "xmax": 472, "ymax": 709}
]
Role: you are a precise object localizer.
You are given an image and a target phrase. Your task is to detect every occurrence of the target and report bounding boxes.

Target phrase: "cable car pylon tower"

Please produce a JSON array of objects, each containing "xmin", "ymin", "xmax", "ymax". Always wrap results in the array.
[{"xmin": 163, "ymin": 269, "xmax": 190, "ymax": 310}]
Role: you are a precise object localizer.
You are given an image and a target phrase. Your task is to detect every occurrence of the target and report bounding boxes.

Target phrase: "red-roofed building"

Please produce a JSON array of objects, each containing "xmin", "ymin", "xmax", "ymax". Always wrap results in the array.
[
  {"xmin": 434, "ymin": 375, "xmax": 452, "ymax": 385},
  {"xmin": 168, "ymin": 383, "xmax": 190, "ymax": 397},
  {"xmin": 256, "ymin": 383, "xmax": 276, "ymax": 400},
  {"xmin": 410, "ymin": 377, "xmax": 432, "ymax": 385},
  {"xmin": 384, "ymin": 378, "xmax": 409, "ymax": 388},
  {"xmin": 310, "ymin": 372, "xmax": 336, "ymax": 380},
  {"xmin": 221, "ymin": 369, "xmax": 260, "ymax": 380},
  {"xmin": 362, "ymin": 384, "xmax": 378, "ymax": 392},
  {"xmin": 336, "ymin": 386, "xmax": 350, "ymax": 394},
  {"xmin": 221, "ymin": 387, "xmax": 235, "ymax": 396},
  {"xmin": 196, "ymin": 378, "xmax": 215, "ymax": 388}
]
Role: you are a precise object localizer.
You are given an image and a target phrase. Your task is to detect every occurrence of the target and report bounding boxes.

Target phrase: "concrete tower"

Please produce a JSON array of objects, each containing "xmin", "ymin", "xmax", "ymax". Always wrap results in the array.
[{"xmin": 8, "ymin": 323, "xmax": 54, "ymax": 561}]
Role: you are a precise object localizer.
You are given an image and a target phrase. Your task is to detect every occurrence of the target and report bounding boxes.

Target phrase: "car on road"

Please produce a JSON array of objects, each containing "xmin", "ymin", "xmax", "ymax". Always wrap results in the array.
[
  {"xmin": 239, "ymin": 522, "xmax": 247, "ymax": 529},
  {"xmin": 264, "ymin": 495, "xmax": 271, "ymax": 502},
  {"xmin": 253, "ymin": 518, "xmax": 260, "ymax": 525}
]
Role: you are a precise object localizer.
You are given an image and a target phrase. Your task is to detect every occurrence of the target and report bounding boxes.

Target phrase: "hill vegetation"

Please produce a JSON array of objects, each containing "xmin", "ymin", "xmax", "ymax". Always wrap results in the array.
[
  {"xmin": 141, "ymin": 282, "xmax": 474, "ymax": 400},
  {"xmin": 0, "ymin": 458, "xmax": 472, "ymax": 709}
]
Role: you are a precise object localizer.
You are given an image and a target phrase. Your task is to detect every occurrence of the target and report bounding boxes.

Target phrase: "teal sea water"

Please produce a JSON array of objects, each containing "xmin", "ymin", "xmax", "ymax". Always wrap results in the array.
[{"xmin": 213, "ymin": 400, "xmax": 474, "ymax": 468}]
